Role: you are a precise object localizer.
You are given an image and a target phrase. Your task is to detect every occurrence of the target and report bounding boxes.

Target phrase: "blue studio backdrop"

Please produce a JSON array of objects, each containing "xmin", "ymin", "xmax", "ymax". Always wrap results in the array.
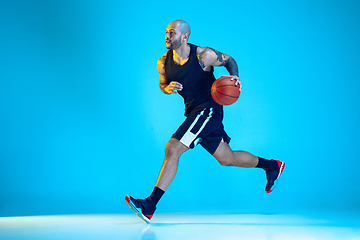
[{"xmin": 1, "ymin": 0, "xmax": 359, "ymax": 216}]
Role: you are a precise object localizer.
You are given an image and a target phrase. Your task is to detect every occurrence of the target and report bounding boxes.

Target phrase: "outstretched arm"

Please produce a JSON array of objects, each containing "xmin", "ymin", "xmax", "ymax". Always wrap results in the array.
[{"xmin": 157, "ymin": 53, "xmax": 183, "ymax": 94}]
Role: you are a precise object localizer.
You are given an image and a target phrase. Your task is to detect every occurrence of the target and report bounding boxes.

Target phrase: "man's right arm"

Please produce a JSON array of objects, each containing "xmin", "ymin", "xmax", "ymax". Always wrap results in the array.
[{"xmin": 157, "ymin": 53, "xmax": 183, "ymax": 94}]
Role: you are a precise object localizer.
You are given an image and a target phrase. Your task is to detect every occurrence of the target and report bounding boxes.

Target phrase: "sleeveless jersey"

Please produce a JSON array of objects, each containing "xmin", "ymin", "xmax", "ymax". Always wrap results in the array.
[{"xmin": 164, "ymin": 43, "xmax": 221, "ymax": 116}]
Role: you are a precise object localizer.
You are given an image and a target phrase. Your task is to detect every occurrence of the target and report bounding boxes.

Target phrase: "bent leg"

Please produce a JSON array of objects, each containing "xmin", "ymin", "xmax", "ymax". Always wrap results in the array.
[
  {"xmin": 155, "ymin": 138, "xmax": 189, "ymax": 191},
  {"xmin": 213, "ymin": 142, "xmax": 259, "ymax": 167},
  {"xmin": 212, "ymin": 142, "xmax": 285, "ymax": 193},
  {"xmin": 125, "ymin": 138, "xmax": 188, "ymax": 222}
]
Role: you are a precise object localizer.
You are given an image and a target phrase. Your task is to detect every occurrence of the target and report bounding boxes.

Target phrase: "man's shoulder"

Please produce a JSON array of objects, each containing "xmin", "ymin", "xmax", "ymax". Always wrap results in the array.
[
  {"xmin": 158, "ymin": 52, "xmax": 168, "ymax": 62},
  {"xmin": 196, "ymin": 46, "xmax": 217, "ymax": 59},
  {"xmin": 157, "ymin": 52, "xmax": 168, "ymax": 75},
  {"xmin": 195, "ymin": 46, "xmax": 214, "ymax": 59},
  {"xmin": 158, "ymin": 52, "xmax": 168, "ymax": 68}
]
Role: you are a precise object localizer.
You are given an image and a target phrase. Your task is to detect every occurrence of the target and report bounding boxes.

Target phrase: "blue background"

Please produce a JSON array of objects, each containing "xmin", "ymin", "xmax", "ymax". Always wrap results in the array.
[{"xmin": 1, "ymin": 0, "xmax": 359, "ymax": 216}]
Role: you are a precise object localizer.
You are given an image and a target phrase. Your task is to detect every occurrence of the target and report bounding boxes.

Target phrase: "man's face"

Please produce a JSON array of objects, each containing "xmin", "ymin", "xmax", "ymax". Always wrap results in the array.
[{"xmin": 165, "ymin": 23, "xmax": 183, "ymax": 50}]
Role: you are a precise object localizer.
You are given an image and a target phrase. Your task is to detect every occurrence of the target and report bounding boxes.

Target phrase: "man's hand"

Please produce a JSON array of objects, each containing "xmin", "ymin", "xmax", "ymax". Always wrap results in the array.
[
  {"xmin": 165, "ymin": 81, "xmax": 183, "ymax": 94},
  {"xmin": 230, "ymin": 75, "xmax": 242, "ymax": 94}
]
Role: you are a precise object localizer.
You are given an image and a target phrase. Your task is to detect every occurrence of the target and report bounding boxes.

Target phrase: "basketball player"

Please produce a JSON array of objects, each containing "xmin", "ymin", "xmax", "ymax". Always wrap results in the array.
[{"xmin": 125, "ymin": 20, "xmax": 285, "ymax": 223}]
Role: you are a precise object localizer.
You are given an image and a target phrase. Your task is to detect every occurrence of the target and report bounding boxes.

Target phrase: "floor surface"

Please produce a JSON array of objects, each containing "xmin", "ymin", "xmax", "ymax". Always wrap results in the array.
[{"xmin": 1, "ymin": 212, "xmax": 360, "ymax": 240}]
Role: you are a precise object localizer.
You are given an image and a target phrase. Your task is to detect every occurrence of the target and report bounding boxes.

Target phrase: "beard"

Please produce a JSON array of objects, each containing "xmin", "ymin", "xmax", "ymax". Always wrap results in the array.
[{"xmin": 167, "ymin": 34, "xmax": 182, "ymax": 49}]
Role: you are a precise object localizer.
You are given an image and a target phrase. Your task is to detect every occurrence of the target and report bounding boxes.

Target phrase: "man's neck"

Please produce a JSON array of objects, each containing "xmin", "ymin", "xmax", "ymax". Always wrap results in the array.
[{"xmin": 173, "ymin": 43, "xmax": 190, "ymax": 65}]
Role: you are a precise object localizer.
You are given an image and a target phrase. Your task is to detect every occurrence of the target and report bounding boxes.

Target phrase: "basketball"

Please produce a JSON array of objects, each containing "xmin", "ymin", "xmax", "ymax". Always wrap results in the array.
[{"xmin": 211, "ymin": 76, "xmax": 240, "ymax": 105}]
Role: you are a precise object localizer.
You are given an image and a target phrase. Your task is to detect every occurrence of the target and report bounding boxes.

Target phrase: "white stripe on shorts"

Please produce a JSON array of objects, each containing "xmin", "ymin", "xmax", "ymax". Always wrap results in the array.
[{"xmin": 180, "ymin": 108, "xmax": 213, "ymax": 148}]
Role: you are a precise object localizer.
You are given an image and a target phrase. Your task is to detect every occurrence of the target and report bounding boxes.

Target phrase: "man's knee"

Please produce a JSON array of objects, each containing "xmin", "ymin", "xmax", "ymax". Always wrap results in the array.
[
  {"xmin": 213, "ymin": 143, "xmax": 235, "ymax": 166},
  {"xmin": 165, "ymin": 138, "xmax": 188, "ymax": 158}
]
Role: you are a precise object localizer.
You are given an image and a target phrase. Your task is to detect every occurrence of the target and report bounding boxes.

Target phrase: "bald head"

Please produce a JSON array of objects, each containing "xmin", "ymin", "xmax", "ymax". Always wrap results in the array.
[
  {"xmin": 170, "ymin": 19, "xmax": 191, "ymax": 36},
  {"xmin": 165, "ymin": 20, "xmax": 191, "ymax": 49}
]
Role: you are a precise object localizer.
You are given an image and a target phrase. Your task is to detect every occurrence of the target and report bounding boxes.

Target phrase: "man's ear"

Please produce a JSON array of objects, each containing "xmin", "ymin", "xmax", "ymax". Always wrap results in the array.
[{"xmin": 183, "ymin": 32, "xmax": 189, "ymax": 41}]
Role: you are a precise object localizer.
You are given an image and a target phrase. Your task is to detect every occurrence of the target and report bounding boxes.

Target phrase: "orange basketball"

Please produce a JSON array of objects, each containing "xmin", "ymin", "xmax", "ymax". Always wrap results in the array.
[{"xmin": 211, "ymin": 76, "xmax": 240, "ymax": 105}]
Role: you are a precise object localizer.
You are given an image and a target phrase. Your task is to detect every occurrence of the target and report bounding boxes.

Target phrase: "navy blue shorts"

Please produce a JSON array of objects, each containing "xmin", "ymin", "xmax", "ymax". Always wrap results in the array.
[{"xmin": 172, "ymin": 107, "xmax": 231, "ymax": 155}]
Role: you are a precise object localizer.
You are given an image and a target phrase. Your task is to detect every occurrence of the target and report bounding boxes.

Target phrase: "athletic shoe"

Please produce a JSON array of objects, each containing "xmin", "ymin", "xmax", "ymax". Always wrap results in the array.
[
  {"xmin": 265, "ymin": 160, "xmax": 285, "ymax": 193},
  {"xmin": 125, "ymin": 195, "xmax": 156, "ymax": 223}
]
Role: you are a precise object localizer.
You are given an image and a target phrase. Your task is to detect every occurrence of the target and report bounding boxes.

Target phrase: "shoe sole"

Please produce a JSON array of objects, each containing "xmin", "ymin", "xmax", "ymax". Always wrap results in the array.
[
  {"xmin": 125, "ymin": 195, "xmax": 151, "ymax": 224},
  {"xmin": 266, "ymin": 161, "xmax": 285, "ymax": 193}
]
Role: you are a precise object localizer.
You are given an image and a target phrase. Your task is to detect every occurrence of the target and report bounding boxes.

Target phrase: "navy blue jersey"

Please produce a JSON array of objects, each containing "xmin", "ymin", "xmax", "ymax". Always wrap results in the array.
[{"xmin": 164, "ymin": 43, "xmax": 221, "ymax": 116}]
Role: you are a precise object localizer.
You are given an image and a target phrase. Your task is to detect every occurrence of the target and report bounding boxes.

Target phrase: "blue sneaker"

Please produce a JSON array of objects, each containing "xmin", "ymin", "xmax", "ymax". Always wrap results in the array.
[
  {"xmin": 125, "ymin": 195, "xmax": 156, "ymax": 223},
  {"xmin": 265, "ymin": 160, "xmax": 285, "ymax": 193}
]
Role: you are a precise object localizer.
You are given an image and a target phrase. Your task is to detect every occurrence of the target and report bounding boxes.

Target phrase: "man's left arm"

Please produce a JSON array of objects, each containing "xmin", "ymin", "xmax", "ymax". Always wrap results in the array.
[
  {"xmin": 223, "ymin": 56, "xmax": 238, "ymax": 77},
  {"xmin": 200, "ymin": 47, "xmax": 242, "ymax": 93}
]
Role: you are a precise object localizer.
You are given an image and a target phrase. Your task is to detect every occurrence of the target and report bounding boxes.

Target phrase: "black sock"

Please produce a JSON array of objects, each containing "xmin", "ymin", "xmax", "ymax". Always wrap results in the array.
[
  {"xmin": 149, "ymin": 186, "xmax": 165, "ymax": 205},
  {"xmin": 256, "ymin": 157, "xmax": 272, "ymax": 170}
]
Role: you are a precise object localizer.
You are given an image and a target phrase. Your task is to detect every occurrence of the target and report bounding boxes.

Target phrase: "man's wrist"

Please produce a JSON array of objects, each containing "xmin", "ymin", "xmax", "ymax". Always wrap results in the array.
[{"xmin": 161, "ymin": 85, "xmax": 171, "ymax": 94}]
